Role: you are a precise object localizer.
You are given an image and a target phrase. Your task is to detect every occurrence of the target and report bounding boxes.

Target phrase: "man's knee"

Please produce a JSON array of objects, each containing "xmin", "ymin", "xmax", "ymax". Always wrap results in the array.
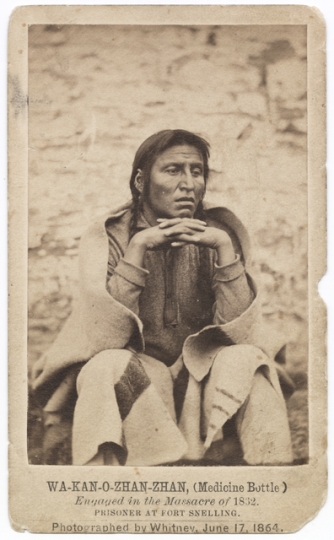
[
  {"xmin": 213, "ymin": 344, "xmax": 268, "ymax": 367},
  {"xmin": 77, "ymin": 349, "xmax": 133, "ymax": 392}
]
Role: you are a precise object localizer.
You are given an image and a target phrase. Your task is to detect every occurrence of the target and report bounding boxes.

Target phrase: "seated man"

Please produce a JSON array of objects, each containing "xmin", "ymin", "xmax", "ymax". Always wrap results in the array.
[{"xmin": 32, "ymin": 129, "xmax": 293, "ymax": 466}]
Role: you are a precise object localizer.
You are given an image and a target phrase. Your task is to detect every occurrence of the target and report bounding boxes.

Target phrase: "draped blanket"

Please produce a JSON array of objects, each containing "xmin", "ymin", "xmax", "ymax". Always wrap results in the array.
[
  {"xmin": 72, "ymin": 346, "xmax": 289, "ymax": 466},
  {"xmin": 31, "ymin": 201, "xmax": 294, "ymax": 464}
]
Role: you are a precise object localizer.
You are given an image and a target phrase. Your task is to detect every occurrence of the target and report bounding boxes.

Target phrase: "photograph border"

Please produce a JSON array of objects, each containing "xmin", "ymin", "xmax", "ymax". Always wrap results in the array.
[{"xmin": 8, "ymin": 4, "xmax": 326, "ymax": 534}]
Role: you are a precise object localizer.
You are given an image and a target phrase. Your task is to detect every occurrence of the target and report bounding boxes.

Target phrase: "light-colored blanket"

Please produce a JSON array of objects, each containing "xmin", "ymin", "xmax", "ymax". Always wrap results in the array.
[
  {"xmin": 72, "ymin": 346, "xmax": 291, "ymax": 466},
  {"xmin": 31, "ymin": 201, "xmax": 293, "ymax": 436}
]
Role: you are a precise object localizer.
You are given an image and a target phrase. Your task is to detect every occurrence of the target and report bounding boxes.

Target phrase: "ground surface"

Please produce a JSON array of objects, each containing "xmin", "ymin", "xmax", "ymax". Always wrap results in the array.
[{"xmin": 27, "ymin": 25, "xmax": 308, "ymax": 464}]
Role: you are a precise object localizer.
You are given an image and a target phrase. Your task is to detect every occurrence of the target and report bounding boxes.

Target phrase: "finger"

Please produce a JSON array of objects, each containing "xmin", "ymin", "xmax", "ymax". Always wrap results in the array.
[
  {"xmin": 165, "ymin": 230, "xmax": 203, "ymax": 238},
  {"xmin": 165, "ymin": 227, "xmax": 205, "ymax": 237},
  {"xmin": 158, "ymin": 218, "xmax": 182, "ymax": 228},
  {"xmin": 164, "ymin": 225, "xmax": 206, "ymax": 236},
  {"xmin": 171, "ymin": 241, "xmax": 187, "ymax": 248},
  {"xmin": 172, "ymin": 234, "xmax": 200, "ymax": 244}
]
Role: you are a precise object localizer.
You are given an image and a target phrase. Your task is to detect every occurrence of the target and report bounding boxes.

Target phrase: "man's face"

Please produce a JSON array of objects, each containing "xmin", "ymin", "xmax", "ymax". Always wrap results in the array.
[{"xmin": 142, "ymin": 144, "xmax": 206, "ymax": 221}]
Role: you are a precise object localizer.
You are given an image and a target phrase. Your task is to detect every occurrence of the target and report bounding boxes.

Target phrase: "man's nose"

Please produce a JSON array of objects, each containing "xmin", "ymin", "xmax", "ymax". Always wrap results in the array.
[{"xmin": 179, "ymin": 168, "xmax": 195, "ymax": 190}]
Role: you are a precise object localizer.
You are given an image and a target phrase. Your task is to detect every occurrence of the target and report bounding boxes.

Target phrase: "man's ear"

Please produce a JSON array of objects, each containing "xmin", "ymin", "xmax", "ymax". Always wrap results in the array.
[{"xmin": 134, "ymin": 169, "xmax": 144, "ymax": 193}]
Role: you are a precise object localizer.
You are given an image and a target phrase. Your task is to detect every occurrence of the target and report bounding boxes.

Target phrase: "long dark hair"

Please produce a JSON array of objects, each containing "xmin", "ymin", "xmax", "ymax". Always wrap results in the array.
[{"xmin": 129, "ymin": 129, "xmax": 210, "ymax": 237}]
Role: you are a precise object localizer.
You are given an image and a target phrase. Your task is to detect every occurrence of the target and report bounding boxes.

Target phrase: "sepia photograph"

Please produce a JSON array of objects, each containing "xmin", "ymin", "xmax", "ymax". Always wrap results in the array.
[
  {"xmin": 8, "ymin": 4, "xmax": 327, "ymax": 534},
  {"xmin": 27, "ymin": 23, "xmax": 308, "ymax": 467}
]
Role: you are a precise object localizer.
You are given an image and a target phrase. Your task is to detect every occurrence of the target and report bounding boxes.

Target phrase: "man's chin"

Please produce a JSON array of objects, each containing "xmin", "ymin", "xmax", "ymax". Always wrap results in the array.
[{"xmin": 176, "ymin": 209, "xmax": 195, "ymax": 218}]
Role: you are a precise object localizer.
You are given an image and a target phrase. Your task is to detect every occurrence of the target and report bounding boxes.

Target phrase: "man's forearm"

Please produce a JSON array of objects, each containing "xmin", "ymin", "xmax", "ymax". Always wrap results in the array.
[
  {"xmin": 107, "ymin": 258, "xmax": 148, "ymax": 315},
  {"xmin": 123, "ymin": 236, "xmax": 148, "ymax": 269},
  {"xmin": 216, "ymin": 241, "xmax": 236, "ymax": 267},
  {"xmin": 212, "ymin": 257, "xmax": 255, "ymax": 324}
]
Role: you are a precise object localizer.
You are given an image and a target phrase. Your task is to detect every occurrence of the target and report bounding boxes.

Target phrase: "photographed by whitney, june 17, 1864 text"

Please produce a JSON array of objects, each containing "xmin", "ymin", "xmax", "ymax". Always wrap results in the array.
[{"xmin": 8, "ymin": 4, "xmax": 326, "ymax": 534}]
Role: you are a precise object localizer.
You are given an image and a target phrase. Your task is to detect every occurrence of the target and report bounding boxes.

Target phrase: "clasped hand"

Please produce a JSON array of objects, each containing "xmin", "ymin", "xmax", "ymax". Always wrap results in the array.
[
  {"xmin": 126, "ymin": 217, "xmax": 236, "ymax": 268},
  {"xmin": 133, "ymin": 217, "xmax": 232, "ymax": 251}
]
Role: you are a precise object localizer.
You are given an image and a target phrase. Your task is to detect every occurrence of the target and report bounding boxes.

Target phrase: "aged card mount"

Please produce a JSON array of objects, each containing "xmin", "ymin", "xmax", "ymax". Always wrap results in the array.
[{"xmin": 8, "ymin": 5, "xmax": 326, "ymax": 534}]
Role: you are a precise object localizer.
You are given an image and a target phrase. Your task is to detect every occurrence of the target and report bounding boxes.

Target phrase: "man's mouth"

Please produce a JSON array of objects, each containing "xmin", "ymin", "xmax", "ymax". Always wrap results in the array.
[{"xmin": 176, "ymin": 197, "xmax": 195, "ymax": 203}]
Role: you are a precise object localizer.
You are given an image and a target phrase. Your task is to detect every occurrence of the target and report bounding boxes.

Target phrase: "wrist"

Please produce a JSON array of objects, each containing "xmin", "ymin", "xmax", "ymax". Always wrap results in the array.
[
  {"xmin": 216, "ymin": 237, "xmax": 235, "ymax": 266},
  {"xmin": 214, "ymin": 231, "xmax": 233, "ymax": 250},
  {"xmin": 128, "ymin": 233, "xmax": 148, "ymax": 252},
  {"xmin": 123, "ymin": 234, "xmax": 147, "ymax": 268}
]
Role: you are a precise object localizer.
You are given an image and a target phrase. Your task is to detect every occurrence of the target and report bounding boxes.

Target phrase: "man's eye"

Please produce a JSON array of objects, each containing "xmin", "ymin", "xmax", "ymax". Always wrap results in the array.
[
  {"xmin": 192, "ymin": 168, "xmax": 203, "ymax": 177},
  {"xmin": 166, "ymin": 167, "xmax": 178, "ymax": 174}
]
